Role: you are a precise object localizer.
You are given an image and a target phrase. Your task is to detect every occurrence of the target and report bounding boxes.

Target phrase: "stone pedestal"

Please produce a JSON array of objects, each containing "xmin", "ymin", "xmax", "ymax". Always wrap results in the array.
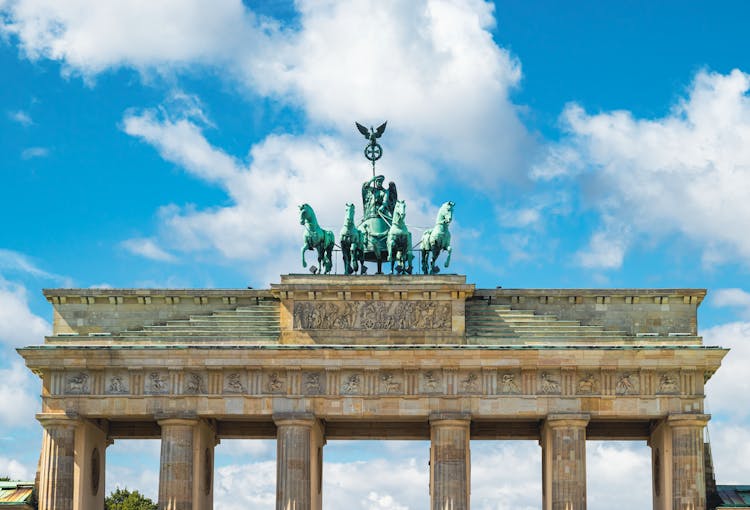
[
  {"xmin": 158, "ymin": 418, "xmax": 216, "ymax": 510},
  {"xmin": 650, "ymin": 414, "xmax": 709, "ymax": 510},
  {"xmin": 37, "ymin": 414, "xmax": 77, "ymax": 510},
  {"xmin": 274, "ymin": 414, "xmax": 324, "ymax": 510},
  {"xmin": 541, "ymin": 414, "xmax": 589, "ymax": 510},
  {"xmin": 430, "ymin": 413, "xmax": 471, "ymax": 510}
]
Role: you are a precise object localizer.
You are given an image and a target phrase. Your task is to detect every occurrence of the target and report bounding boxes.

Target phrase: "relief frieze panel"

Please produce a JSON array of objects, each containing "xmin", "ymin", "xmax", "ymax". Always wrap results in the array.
[
  {"xmin": 224, "ymin": 372, "xmax": 246, "ymax": 394},
  {"xmin": 106, "ymin": 372, "xmax": 129, "ymax": 395},
  {"xmin": 615, "ymin": 372, "xmax": 640, "ymax": 395},
  {"xmin": 498, "ymin": 371, "xmax": 521, "ymax": 395},
  {"xmin": 293, "ymin": 300, "xmax": 451, "ymax": 330},
  {"xmin": 576, "ymin": 372, "xmax": 600, "ymax": 395},
  {"xmin": 49, "ymin": 367, "xmax": 697, "ymax": 400},
  {"xmin": 65, "ymin": 372, "xmax": 90, "ymax": 395},
  {"xmin": 145, "ymin": 371, "xmax": 169, "ymax": 395}
]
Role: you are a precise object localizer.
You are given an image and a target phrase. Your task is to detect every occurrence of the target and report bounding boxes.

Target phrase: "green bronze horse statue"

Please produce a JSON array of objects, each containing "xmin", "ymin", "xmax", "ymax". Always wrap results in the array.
[
  {"xmin": 420, "ymin": 201, "xmax": 454, "ymax": 274},
  {"xmin": 299, "ymin": 203, "xmax": 334, "ymax": 274},
  {"xmin": 339, "ymin": 203, "xmax": 365, "ymax": 275},
  {"xmin": 386, "ymin": 200, "xmax": 413, "ymax": 274}
]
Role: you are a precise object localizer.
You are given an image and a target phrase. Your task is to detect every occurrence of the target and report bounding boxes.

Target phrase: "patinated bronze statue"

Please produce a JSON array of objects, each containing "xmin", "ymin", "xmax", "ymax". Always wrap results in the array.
[
  {"xmin": 299, "ymin": 203, "xmax": 334, "ymax": 274},
  {"xmin": 420, "ymin": 201, "xmax": 454, "ymax": 274}
]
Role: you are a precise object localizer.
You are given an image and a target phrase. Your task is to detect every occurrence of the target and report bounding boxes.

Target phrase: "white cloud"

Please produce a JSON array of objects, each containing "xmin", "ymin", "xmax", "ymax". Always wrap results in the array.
[
  {"xmin": 0, "ymin": 359, "xmax": 40, "ymax": 428},
  {"xmin": 711, "ymin": 288, "xmax": 750, "ymax": 318},
  {"xmin": 121, "ymin": 237, "xmax": 177, "ymax": 263},
  {"xmin": 0, "ymin": 248, "xmax": 68, "ymax": 283},
  {"xmin": 8, "ymin": 109, "xmax": 32, "ymax": 126},
  {"xmin": 703, "ymin": 321, "xmax": 750, "ymax": 421},
  {"xmin": 535, "ymin": 69, "xmax": 750, "ymax": 268},
  {"xmin": 121, "ymin": 100, "xmax": 438, "ymax": 283},
  {"xmin": 2, "ymin": 0, "xmax": 534, "ymax": 185},
  {"xmin": 0, "ymin": 455, "xmax": 33, "ymax": 480},
  {"xmin": 0, "ymin": 278, "xmax": 50, "ymax": 347},
  {"xmin": 20, "ymin": 146, "xmax": 48, "ymax": 159},
  {"xmin": 586, "ymin": 441, "xmax": 651, "ymax": 509},
  {"xmin": 0, "ymin": 0, "xmax": 265, "ymax": 75}
]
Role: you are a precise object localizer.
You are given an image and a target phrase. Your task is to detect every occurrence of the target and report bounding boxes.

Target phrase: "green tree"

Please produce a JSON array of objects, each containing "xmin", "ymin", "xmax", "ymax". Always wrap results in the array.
[
  {"xmin": 0, "ymin": 476, "xmax": 10, "ymax": 481},
  {"xmin": 105, "ymin": 488, "xmax": 157, "ymax": 510}
]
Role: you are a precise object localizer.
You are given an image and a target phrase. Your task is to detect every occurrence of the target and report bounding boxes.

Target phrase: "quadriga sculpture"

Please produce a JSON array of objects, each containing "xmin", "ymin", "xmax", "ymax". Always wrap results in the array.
[
  {"xmin": 420, "ymin": 201, "xmax": 454, "ymax": 274},
  {"xmin": 386, "ymin": 200, "xmax": 413, "ymax": 274},
  {"xmin": 299, "ymin": 203, "xmax": 334, "ymax": 274},
  {"xmin": 339, "ymin": 203, "xmax": 366, "ymax": 275}
]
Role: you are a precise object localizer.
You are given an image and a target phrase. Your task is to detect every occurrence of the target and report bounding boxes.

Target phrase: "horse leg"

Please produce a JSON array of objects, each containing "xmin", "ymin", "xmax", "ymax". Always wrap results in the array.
[
  {"xmin": 445, "ymin": 245, "xmax": 452, "ymax": 268},
  {"xmin": 325, "ymin": 245, "xmax": 333, "ymax": 274},
  {"xmin": 301, "ymin": 245, "xmax": 307, "ymax": 268},
  {"xmin": 342, "ymin": 243, "xmax": 351, "ymax": 275}
]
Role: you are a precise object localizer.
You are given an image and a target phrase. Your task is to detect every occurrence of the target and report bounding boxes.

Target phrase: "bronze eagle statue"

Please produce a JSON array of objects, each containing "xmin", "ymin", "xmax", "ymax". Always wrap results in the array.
[{"xmin": 356, "ymin": 121, "xmax": 387, "ymax": 144}]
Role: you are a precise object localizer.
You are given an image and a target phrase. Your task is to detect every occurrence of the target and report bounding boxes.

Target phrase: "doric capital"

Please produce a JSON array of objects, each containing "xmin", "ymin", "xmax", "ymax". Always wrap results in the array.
[
  {"xmin": 273, "ymin": 412, "xmax": 317, "ymax": 427},
  {"xmin": 545, "ymin": 413, "xmax": 590, "ymax": 429},
  {"xmin": 667, "ymin": 413, "xmax": 710, "ymax": 428},
  {"xmin": 36, "ymin": 412, "xmax": 79, "ymax": 429},
  {"xmin": 429, "ymin": 412, "xmax": 471, "ymax": 427}
]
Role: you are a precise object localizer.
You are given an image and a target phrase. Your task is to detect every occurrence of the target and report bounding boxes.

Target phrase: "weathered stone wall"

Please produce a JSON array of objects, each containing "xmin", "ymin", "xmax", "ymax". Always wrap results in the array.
[
  {"xmin": 473, "ymin": 288, "xmax": 704, "ymax": 336},
  {"xmin": 44, "ymin": 289, "xmax": 275, "ymax": 336}
]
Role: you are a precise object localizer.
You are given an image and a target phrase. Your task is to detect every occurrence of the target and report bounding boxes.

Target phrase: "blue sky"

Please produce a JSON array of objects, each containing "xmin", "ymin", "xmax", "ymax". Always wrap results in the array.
[{"xmin": 1, "ymin": 1, "xmax": 750, "ymax": 508}]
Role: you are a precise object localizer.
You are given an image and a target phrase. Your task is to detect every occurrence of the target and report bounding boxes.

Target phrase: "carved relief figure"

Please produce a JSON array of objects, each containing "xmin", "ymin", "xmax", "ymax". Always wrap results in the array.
[
  {"xmin": 381, "ymin": 373, "xmax": 402, "ymax": 393},
  {"xmin": 149, "ymin": 372, "xmax": 168, "ymax": 393},
  {"xmin": 423, "ymin": 371, "xmax": 440, "ymax": 391},
  {"xmin": 540, "ymin": 372, "xmax": 560, "ymax": 394},
  {"xmin": 293, "ymin": 301, "xmax": 451, "ymax": 330},
  {"xmin": 67, "ymin": 372, "xmax": 89, "ymax": 394},
  {"xmin": 616, "ymin": 373, "xmax": 638, "ymax": 395},
  {"xmin": 342, "ymin": 374, "xmax": 361, "ymax": 394},
  {"xmin": 577, "ymin": 373, "xmax": 598, "ymax": 394},
  {"xmin": 108, "ymin": 375, "xmax": 127, "ymax": 394},
  {"xmin": 267, "ymin": 372, "xmax": 285, "ymax": 393},
  {"xmin": 500, "ymin": 373, "xmax": 520, "ymax": 394},
  {"xmin": 658, "ymin": 373, "xmax": 679, "ymax": 394},
  {"xmin": 460, "ymin": 372, "xmax": 479, "ymax": 393},
  {"xmin": 305, "ymin": 373, "xmax": 322, "ymax": 394},
  {"xmin": 225, "ymin": 373, "xmax": 244, "ymax": 393},
  {"xmin": 185, "ymin": 373, "xmax": 205, "ymax": 394}
]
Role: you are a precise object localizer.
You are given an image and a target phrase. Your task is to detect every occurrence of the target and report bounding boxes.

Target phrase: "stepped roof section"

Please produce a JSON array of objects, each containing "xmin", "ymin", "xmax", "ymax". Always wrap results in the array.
[{"xmin": 40, "ymin": 275, "xmax": 707, "ymax": 348}]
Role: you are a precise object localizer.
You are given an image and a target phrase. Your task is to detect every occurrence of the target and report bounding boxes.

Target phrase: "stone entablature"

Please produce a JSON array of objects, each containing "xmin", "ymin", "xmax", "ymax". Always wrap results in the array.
[{"xmin": 21, "ymin": 345, "xmax": 724, "ymax": 422}]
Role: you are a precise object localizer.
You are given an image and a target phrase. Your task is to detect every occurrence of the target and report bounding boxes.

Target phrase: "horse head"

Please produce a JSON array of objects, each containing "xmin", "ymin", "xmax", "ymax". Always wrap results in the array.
[
  {"xmin": 344, "ymin": 202, "xmax": 355, "ymax": 224},
  {"xmin": 393, "ymin": 200, "xmax": 407, "ymax": 225},
  {"xmin": 438, "ymin": 201, "xmax": 454, "ymax": 225},
  {"xmin": 299, "ymin": 203, "xmax": 314, "ymax": 226}
]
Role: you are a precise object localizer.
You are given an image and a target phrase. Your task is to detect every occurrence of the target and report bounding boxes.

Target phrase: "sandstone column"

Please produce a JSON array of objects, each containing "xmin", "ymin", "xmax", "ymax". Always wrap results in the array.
[
  {"xmin": 73, "ymin": 419, "xmax": 108, "ymax": 510},
  {"xmin": 37, "ymin": 414, "xmax": 77, "ymax": 510},
  {"xmin": 158, "ymin": 418, "xmax": 197, "ymax": 510},
  {"xmin": 430, "ymin": 413, "xmax": 471, "ymax": 510},
  {"xmin": 650, "ymin": 414, "xmax": 710, "ymax": 510},
  {"xmin": 541, "ymin": 413, "xmax": 589, "ymax": 510},
  {"xmin": 274, "ymin": 413, "xmax": 325, "ymax": 510}
]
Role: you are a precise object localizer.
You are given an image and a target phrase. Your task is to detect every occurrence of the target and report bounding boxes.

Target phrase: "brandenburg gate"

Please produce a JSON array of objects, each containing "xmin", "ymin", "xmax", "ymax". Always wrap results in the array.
[{"xmin": 18, "ymin": 275, "xmax": 726, "ymax": 509}]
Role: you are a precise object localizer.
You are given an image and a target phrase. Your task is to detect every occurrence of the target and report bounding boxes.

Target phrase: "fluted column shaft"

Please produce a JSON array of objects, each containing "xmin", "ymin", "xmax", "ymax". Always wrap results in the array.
[
  {"xmin": 542, "ymin": 414, "xmax": 589, "ymax": 510},
  {"xmin": 158, "ymin": 419, "xmax": 197, "ymax": 510},
  {"xmin": 275, "ymin": 414, "xmax": 324, "ymax": 510},
  {"xmin": 650, "ymin": 414, "xmax": 710, "ymax": 510},
  {"xmin": 430, "ymin": 413, "xmax": 471, "ymax": 510},
  {"xmin": 37, "ymin": 415, "xmax": 77, "ymax": 510}
]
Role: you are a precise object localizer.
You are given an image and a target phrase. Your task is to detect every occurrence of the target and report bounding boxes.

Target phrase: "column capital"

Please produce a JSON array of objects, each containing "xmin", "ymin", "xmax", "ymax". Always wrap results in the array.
[
  {"xmin": 36, "ymin": 412, "xmax": 79, "ymax": 428},
  {"xmin": 273, "ymin": 412, "xmax": 317, "ymax": 427},
  {"xmin": 429, "ymin": 412, "xmax": 471, "ymax": 426},
  {"xmin": 545, "ymin": 413, "xmax": 590, "ymax": 429},
  {"xmin": 666, "ymin": 413, "xmax": 710, "ymax": 428}
]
